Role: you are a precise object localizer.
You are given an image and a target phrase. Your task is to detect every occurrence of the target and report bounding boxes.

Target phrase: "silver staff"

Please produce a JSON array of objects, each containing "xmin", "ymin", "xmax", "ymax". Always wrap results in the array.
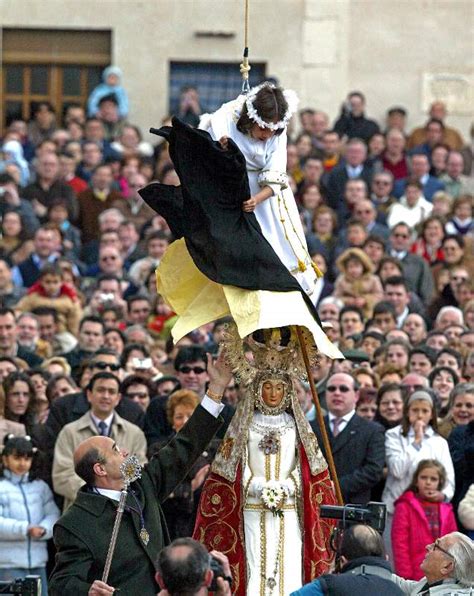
[{"xmin": 102, "ymin": 455, "xmax": 142, "ymax": 583}]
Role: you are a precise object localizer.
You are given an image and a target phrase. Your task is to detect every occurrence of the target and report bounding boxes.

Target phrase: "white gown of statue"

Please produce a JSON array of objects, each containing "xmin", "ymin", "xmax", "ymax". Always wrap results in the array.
[
  {"xmin": 201, "ymin": 98, "xmax": 319, "ymax": 302},
  {"xmin": 242, "ymin": 411, "xmax": 302, "ymax": 595}
]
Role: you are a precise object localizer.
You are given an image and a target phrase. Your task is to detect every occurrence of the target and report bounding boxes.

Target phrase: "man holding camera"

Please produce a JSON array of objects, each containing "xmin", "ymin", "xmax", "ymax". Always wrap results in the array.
[
  {"xmin": 156, "ymin": 538, "xmax": 231, "ymax": 596},
  {"xmin": 291, "ymin": 524, "xmax": 404, "ymax": 596}
]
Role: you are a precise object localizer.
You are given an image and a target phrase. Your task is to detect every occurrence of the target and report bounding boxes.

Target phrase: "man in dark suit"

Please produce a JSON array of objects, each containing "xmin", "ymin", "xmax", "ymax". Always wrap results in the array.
[
  {"xmin": 49, "ymin": 351, "xmax": 230, "ymax": 595},
  {"xmin": 0, "ymin": 308, "xmax": 43, "ymax": 367},
  {"xmin": 310, "ymin": 372, "xmax": 384, "ymax": 504},
  {"xmin": 388, "ymin": 223, "xmax": 434, "ymax": 304},
  {"xmin": 393, "ymin": 153, "xmax": 444, "ymax": 201},
  {"xmin": 323, "ymin": 138, "xmax": 373, "ymax": 212}
]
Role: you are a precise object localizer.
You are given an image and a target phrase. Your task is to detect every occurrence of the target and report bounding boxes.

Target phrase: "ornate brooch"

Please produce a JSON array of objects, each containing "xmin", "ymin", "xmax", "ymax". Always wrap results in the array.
[{"xmin": 258, "ymin": 432, "xmax": 280, "ymax": 456}]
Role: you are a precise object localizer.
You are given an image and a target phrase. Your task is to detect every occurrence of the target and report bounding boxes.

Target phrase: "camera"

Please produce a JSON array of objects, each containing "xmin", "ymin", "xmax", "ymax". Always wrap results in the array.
[
  {"xmin": 209, "ymin": 556, "xmax": 232, "ymax": 592},
  {"xmin": 132, "ymin": 357, "xmax": 152, "ymax": 369},
  {"xmin": 320, "ymin": 501, "xmax": 386, "ymax": 533},
  {"xmin": 99, "ymin": 293, "xmax": 115, "ymax": 303},
  {"xmin": 0, "ymin": 576, "xmax": 41, "ymax": 595}
]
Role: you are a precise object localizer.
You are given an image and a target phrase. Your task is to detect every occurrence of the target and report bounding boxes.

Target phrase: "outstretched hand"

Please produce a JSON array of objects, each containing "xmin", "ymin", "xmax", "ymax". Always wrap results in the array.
[
  {"xmin": 207, "ymin": 350, "xmax": 233, "ymax": 394},
  {"xmin": 219, "ymin": 136, "xmax": 229, "ymax": 150}
]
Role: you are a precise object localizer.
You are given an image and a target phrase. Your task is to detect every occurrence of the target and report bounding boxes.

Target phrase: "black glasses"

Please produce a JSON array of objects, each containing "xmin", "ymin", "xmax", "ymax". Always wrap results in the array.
[
  {"xmin": 126, "ymin": 392, "xmax": 149, "ymax": 400},
  {"xmin": 93, "ymin": 362, "xmax": 121, "ymax": 371},
  {"xmin": 327, "ymin": 385, "xmax": 351, "ymax": 393},
  {"xmin": 179, "ymin": 366, "xmax": 206, "ymax": 375},
  {"xmin": 429, "ymin": 539, "xmax": 455, "ymax": 561}
]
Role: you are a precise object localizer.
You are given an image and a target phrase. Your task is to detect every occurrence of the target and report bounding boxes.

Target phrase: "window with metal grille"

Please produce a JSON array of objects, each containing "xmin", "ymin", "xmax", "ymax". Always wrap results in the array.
[{"xmin": 169, "ymin": 60, "xmax": 267, "ymax": 116}]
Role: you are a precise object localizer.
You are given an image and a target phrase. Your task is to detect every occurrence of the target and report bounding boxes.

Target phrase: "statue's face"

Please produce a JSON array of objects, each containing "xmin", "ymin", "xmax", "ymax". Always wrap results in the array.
[{"xmin": 261, "ymin": 379, "xmax": 286, "ymax": 408}]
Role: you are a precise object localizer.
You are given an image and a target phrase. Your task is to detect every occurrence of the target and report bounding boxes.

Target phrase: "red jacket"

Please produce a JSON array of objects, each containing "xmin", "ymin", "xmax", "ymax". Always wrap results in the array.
[{"xmin": 392, "ymin": 490, "xmax": 457, "ymax": 580}]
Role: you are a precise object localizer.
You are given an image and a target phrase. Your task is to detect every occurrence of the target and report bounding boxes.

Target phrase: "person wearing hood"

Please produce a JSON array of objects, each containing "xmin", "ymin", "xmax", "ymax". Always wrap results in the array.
[
  {"xmin": 0, "ymin": 435, "xmax": 60, "ymax": 595},
  {"xmin": 87, "ymin": 65, "xmax": 129, "ymax": 119},
  {"xmin": 387, "ymin": 178, "xmax": 434, "ymax": 229},
  {"xmin": 1, "ymin": 139, "xmax": 30, "ymax": 187},
  {"xmin": 334, "ymin": 247, "xmax": 384, "ymax": 319}
]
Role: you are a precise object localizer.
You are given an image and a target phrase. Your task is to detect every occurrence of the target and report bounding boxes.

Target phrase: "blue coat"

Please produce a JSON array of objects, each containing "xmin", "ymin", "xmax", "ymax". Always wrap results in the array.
[{"xmin": 0, "ymin": 470, "xmax": 60, "ymax": 569}]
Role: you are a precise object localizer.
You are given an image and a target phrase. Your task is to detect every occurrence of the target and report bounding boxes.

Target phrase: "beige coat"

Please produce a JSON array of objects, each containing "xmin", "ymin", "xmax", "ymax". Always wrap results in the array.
[
  {"xmin": 52, "ymin": 411, "xmax": 147, "ymax": 511},
  {"xmin": 16, "ymin": 292, "xmax": 83, "ymax": 335},
  {"xmin": 458, "ymin": 484, "xmax": 474, "ymax": 530}
]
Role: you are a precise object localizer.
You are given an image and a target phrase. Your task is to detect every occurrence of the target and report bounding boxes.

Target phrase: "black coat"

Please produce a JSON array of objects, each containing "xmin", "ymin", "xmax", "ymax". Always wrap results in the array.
[
  {"xmin": 49, "ymin": 405, "xmax": 223, "ymax": 595},
  {"xmin": 144, "ymin": 394, "xmax": 234, "ymax": 446},
  {"xmin": 323, "ymin": 164, "xmax": 374, "ymax": 219},
  {"xmin": 318, "ymin": 556, "xmax": 403, "ymax": 596},
  {"xmin": 311, "ymin": 414, "xmax": 385, "ymax": 504}
]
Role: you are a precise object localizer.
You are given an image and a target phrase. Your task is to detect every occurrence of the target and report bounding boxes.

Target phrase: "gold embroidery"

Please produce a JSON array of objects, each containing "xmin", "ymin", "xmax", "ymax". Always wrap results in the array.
[
  {"xmin": 265, "ymin": 452, "xmax": 271, "ymax": 482},
  {"xmin": 211, "ymin": 494, "xmax": 221, "ymax": 505},
  {"xmin": 218, "ymin": 437, "xmax": 234, "ymax": 460},
  {"xmin": 244, "ymin": 503, "xmax": 295, "ymax": 511}
]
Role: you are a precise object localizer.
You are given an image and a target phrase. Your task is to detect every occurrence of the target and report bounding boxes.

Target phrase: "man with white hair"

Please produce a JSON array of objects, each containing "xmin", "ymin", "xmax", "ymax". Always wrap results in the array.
[
  {"xmin": 435, "ymin": 306, "xmax": 464, "ymax": 330},
  {"xmin": 392, "ymin": 532, "xmax": 474, "ymax": 594},
  {"xmin": 318, "ymin": 297, "xmax": 344, "ymax": 323}
]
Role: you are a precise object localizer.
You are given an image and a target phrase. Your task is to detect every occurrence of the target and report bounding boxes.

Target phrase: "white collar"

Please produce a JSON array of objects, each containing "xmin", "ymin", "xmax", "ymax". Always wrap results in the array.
[
  {"xmin": 90, "ymin": 412, "xmax": 115, "ymax": 432},
  {"xmin": 397, "ymin": 306, "xmax": 410, "ymax": 328},
  {"xmin": 328, "ymin": 410, "xmax": 356, "ymax": 423},
  {"xmin": 419, "ymin": 173, "xmax": 429, "ymax": 185},
  {"xmin": 95, "ymin": 487, "xmax": 122, "ymax": 501}
]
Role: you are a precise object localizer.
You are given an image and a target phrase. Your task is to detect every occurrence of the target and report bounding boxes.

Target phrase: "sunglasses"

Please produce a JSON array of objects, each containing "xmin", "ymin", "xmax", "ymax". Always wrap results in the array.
[
  {"xmin": 393, "ymin": 233, "xmax": 409, "ymax": 239},
  {"xmin": 327, "ymin": 385, "xmax": 351, "ymax": 393},
  {"xmin": 92, "ymin": 362, "xmax": 121, "ymax": 371},
  {"xmin": 126, "ymin": 392, "xmax": 149, "ymax": 400},
  {"xmin": 179, "ymin": 366, "xmax": 206, "ymax": 375}
]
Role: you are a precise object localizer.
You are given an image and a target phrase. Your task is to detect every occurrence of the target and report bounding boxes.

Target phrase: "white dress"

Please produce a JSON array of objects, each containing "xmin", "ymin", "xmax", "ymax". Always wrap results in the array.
[
  {"xmin": 202, "ymin": 99, "xmax": 319, "ymax": 302},
  {"xmin": 242, "ymin": 412, "xmax": 302, "ymax": 596}
]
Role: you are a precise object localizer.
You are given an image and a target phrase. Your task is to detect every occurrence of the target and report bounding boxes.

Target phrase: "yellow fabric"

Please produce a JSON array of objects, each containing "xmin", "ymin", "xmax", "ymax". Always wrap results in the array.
[
  {"xmin": 156, "ymin": 239, "xmax": 230, "ymax": 337},
  {"xmin": 156, "ymin": 239, "xmax": 343, "ymax": 359}
]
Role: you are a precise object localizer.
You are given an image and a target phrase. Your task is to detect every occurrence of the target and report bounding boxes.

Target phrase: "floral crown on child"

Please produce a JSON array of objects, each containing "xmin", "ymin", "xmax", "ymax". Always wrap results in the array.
[{"xmin": 244, "ymin": 82, "xmax": 299, "ymax": 131}]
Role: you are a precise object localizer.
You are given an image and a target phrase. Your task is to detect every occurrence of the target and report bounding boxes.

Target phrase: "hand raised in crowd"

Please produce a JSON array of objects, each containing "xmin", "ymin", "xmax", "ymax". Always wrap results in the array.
[
  {"xmin": 413, "ymin": 419, "xmax": 426, "ymax": 444},
  {"xmin": 191, "ymin": 464, "xmax": 211, "ymax": 492},
  {"xmin": 206, "ymin": 350, "xmax": 233, "ymax": 395},
  {"xmin": 88, "ymin": 580, "xmax": 115, "ymax": 595}
]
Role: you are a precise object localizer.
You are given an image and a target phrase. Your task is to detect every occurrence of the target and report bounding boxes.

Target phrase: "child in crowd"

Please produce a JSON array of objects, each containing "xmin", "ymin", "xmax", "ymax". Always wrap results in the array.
[
  {"xmin": 46, "ymin": 199, "xmax": 82, "ymax": 260},
  {"xmin": 445, "ymin": 194, "xmax": 473, "ymax": 237},
  {"xmin": 392, "ymin": 459, "xmax": 457, "ymax": 580},
  {"xmin": 355, "ymin": 387, "xmax": 378, "ymax": 421},
  {"xmin": 383, "ymin": 390, "xmax": 455, "ymax": 558},
  {"xmin": 334, "ymin": 248, "xmax": 384, "ymax": 319},
  {"xmin": 16, "ymin": 264, "xmax": 83, "ymax": 335},
  {"xmin": 87, "ymin": 65, "xmax": 129, "ymax": 118},
  {"xmin": 0, "ymin": 435, "xmax": 59, "ymax": 594}
]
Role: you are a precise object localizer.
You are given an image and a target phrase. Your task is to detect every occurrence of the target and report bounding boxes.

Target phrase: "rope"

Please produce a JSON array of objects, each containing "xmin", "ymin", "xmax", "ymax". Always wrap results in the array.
[{"xmin": 240, "ymin": 0, "xmax": 251, "ymax": 93}]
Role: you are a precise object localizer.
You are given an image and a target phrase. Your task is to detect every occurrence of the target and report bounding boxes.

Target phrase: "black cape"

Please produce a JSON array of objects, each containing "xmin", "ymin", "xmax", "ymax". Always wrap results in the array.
[{"xmin": 139, "ymin": 117, "xmax": 320, "ymax": 322}]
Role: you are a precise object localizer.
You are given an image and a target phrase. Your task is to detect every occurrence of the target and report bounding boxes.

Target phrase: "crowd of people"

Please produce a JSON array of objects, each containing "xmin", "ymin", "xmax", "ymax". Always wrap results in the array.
[{"xmin": 0, "ymin": 66, "xmax": 473, "ymax": 594}]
